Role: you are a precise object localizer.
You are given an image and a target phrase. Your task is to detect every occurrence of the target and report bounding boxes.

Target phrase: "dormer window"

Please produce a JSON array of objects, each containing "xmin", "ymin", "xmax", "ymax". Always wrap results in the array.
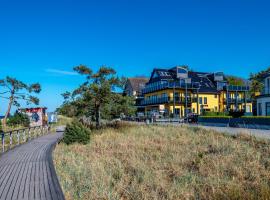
[
  {"xmin": 214, "ymin": 72, "xmax": 224, "ymax": 81},
  {"xmin": 176, "ymin": 67, "xmax": 188, "ymax": 79}
]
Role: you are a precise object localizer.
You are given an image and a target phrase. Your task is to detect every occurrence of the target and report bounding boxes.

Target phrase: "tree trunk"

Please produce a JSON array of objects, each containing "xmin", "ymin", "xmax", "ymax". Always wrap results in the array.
[
  {"xmin": 3, "ymin": 92, "xmax": 14, "ymax": 130},
  {"xmin": 95, "ymin": 105, "xmax": 101, "ymax": 128}
]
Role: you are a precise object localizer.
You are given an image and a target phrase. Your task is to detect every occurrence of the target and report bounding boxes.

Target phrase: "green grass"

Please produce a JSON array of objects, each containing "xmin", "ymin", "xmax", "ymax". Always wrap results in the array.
[{"xmin": 53, "ymin": 124, "xmax": 270, "ymax": 200}]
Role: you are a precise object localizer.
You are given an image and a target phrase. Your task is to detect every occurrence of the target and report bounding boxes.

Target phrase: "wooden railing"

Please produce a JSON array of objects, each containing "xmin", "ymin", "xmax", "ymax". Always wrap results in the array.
[{"xmin": 1, "ymin": 125, "xmax": 50, "ymax": 154}]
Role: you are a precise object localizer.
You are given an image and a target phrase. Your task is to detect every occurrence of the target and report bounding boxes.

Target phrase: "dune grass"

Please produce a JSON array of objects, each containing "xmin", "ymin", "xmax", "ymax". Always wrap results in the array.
[
  {"xmin": 50, "ymin": 115, "xmax": 73, "ymax": 132},
  {"xmin": 53, "ymin": 124, "xmax": 270, "ymax": 200}
]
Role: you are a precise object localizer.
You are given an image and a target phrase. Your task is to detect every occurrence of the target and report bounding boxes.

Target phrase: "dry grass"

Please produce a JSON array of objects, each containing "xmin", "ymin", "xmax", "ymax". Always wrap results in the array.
[
  {"xmin": 50, "ymin": 115, "xmax": 73, "ymax": 132},
  {"xmin": 53, "ymin": 124, "xmax": 270, "ymax": 200}
]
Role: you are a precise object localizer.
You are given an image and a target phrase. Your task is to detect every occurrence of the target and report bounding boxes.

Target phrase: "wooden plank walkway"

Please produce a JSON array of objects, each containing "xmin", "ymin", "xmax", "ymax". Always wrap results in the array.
[{"xmin": 0, "ymin": 132, "xmax": 65, "ymax": 200}]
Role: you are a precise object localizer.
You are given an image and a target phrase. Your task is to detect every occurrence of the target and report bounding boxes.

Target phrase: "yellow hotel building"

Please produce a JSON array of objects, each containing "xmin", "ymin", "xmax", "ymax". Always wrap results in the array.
[{"xmin": 141, "ymin": 67, "xmax": 252, "ymax": 118}]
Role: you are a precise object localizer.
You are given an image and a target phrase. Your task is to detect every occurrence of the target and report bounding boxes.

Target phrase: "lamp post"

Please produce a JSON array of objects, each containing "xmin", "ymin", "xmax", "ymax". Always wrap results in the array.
[
  {"xmin": 197, "ymin": 86, "xmax": 199, "ymax": 115},
  {"xmin": 173, "ymin": 81, "xmax": 176, "ymax": 118},
  {"xmin": 184, "ymin": 78, "xmax": 191, "ymax": 117}
]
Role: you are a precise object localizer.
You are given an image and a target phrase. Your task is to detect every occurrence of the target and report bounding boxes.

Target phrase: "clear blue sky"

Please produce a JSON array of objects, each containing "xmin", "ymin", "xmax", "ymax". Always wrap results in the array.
[{"xmin": 0, "ymin": 0, "xmax": 270, "ymax": 113}]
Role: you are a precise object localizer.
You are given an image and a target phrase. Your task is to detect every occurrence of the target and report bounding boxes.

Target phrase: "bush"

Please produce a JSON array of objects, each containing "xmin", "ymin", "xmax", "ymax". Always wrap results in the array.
[
  {"xmin": 229, "ymin": 110, "xmax": 245, "ymax": 118},
  {"xmin": 63, "ymin": 120, "xmax": 91, "ymax": 145},
  {"xmin": 7, "ymin": 112, "xmax": 30, "ymax": 127}
]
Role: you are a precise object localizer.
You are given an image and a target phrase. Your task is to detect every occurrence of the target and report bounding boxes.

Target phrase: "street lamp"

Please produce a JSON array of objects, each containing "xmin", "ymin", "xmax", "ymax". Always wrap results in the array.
[{"xmin": 184, "ymin": 78, "xmax": 191, "ymax": 117}]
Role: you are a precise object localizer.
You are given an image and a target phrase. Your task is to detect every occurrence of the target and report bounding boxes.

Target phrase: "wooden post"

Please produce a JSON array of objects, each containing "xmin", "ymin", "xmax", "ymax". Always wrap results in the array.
[
  {"xmin": 28, "ymin": 128, "xmax": 31, "ymax": 140},
  {"xmin": 17, "ymin": 130, "xmax": 20, "ymax": 145},
  {"xmin": 9, "ymin": 132, "xmax": 12, "ymax": 149},
  {"xmin": 23, "ymin": 130, "xmax": 26, "ymax": 143},
  {"xmin": 1, "ymin": 133, "xmax": 4, "ymax": 153}
]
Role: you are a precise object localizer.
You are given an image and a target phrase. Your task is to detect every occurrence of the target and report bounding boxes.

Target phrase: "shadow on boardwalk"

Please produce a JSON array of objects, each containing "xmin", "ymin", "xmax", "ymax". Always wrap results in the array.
[{"xmin": 0, "ymin": 132, "xmax": 65, "ymax": 200}]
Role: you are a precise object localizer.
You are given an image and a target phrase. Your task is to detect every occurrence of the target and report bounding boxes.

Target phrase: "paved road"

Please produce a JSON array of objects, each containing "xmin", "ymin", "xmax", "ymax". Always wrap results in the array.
[
  {"xmin": 195, "ymin": 125, "xmax": 270, "ymax": 139},
  {"xmin": 153, "ymin": 122, "xmax": 270, "ymax": 139},
  {"xmin": 0, "ymin": 132, "xmax": 65, "ymax": 200}
]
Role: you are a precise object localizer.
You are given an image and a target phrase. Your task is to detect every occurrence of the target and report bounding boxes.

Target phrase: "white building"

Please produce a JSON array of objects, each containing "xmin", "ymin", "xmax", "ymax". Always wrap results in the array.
[{"xmin": 257, "ymin": 73, "xmax": 270, "ymax": 116}]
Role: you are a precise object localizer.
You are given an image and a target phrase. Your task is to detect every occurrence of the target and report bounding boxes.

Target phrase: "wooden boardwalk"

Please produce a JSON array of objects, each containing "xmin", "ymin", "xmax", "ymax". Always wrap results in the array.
[{"xmin": 0, "ymin": 132, "xmax": 65, "ymax": 200}]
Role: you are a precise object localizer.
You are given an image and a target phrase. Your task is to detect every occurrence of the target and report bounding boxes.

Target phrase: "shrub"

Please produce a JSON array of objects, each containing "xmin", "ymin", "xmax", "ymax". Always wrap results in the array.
[
  {"xmin": 63, "ymin": 120, "xmax": 91, "ymax": 145},
  {"xmin": 7, "ymin": 112, "xmax": 30, "ymax": 127},
  {"xmin": 199, "ymin": 116, "xmax": 232, "ymax": 118},
  {"xmin": 229, "ymin": 110, "xmax": 245, "ymax": 118}
]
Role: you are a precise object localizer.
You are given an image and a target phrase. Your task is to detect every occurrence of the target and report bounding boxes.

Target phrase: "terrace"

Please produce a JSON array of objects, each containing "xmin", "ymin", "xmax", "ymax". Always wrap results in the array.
[
  {"xmin": 224, "ymin": 98, "xmax": 252, "ymax": 104},
  {"xmin": 225, "ymin": 85, "xmax": 250, "ymax": 91},
  {"xmin": 142, "ymin": 81, "xmax": 200, "ymax": 94},
  {"xmin": 141, "ymin": 96, "xmax": 194, "ymax": 106}
]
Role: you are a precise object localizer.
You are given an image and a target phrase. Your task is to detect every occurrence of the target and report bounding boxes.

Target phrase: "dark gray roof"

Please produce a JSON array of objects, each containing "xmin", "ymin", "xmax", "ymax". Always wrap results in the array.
[
  {"xmin": 148, "ymin": 68, "xmax": 218, "ymax": 93},
  {"xmin": 128, "ymin": 78, "xmax": 149, "ymax": 92}
]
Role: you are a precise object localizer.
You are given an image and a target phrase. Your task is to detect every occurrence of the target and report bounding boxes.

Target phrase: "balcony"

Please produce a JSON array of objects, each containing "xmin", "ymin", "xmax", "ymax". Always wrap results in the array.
[
  {"xmin": 259, "ymin": 87, "xmax": 270, "ymax": 96},
  {"xmin": 141, "ymin": 96, "xmax": 194, "ymax": 106},
  {"xmin": 142, "ymin": 81, "xmax": 200, "ymax": 94},
  {"xmin": 224, "ymin": 98, "xmax": 252, "ymax": 104},
  {"xmin": 225, "ymin": 85, "xmax": 250, "ymax": 91}
]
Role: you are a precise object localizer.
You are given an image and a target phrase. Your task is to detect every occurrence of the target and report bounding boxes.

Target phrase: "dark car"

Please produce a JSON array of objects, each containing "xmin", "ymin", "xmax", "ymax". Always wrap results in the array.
[{"xmin": 184, "ymin": 113, "xmax": 199, "ymax": 123}]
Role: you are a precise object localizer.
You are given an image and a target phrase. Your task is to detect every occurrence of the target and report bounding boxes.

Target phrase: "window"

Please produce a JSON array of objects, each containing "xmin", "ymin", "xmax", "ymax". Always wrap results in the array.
[
  {"xmin": 199, "ymin": 97, "xmax": 202, "ymax": 104},
  {"xmin": 246, "ymin": 105, "xmax": 251, "ymax": 113},
  {"xmin": 174, "ymin": 109, "xmax": 180, "ymax": 116},
  {"xmin": 161, "ymin": 93, "xmax": 167, "ymax": 98},
  {"xmin": 266, "ymin": 102, "xmax": 270, "ymax": 116},
  {"xmin": 204, "ymin": 97, "xmax": 207, "ymax": 104},
  {"xmin": 217, "ymin": 82, "xmax": 226, "ymax": 90},
  {"xmin": 258, "ymin": 103, "xmax": 262, "ymax": 116},
  {"xmin": 267, "ymin": 78, "xmax": 270, "ymax": 94}
]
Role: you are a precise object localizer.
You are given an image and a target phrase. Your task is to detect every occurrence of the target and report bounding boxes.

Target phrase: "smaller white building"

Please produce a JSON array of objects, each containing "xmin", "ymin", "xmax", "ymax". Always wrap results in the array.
[{"xmin": 257, "ymin": 73, "xmax": 270, "ymax": 116}]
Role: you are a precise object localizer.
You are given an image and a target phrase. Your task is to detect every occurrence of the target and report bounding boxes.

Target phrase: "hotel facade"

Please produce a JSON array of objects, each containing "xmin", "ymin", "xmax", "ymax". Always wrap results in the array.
[
  {"xmin": 140, "ymin": 67, "xmax": 252, "ymax": 118},
  {"xmin": 256, "ymin": 73, "xmax": 270, "ymax": 116}
]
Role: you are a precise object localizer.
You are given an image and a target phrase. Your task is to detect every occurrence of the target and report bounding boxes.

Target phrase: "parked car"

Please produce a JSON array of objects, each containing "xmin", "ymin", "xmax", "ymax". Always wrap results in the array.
[{"xmin": 184, "ymin": 113, "xmax": 199, "ymax": 123}]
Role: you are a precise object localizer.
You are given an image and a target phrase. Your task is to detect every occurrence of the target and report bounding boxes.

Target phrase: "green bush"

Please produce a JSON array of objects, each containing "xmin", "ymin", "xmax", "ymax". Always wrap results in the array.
[
  {"xmin": 63, "ymin": 120, "xmax": 91, "ymax": 145},
  {"xmin": 229, "ymin": 110, "xmax": 245, "ymax": 118},
  {"xmin": 199, "ymin": 116, "xmax": 232, "ymax": 118},
  {"xmin": 242, "ymin": 116, "xmax": 270, "ymax": 118},
  {"xmin": 7, "ymin": 112, "xmax": 30, "ymax": 127}
]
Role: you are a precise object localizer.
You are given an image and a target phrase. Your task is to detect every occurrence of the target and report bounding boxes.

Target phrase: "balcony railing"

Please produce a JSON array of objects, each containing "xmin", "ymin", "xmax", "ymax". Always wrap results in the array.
[
  {"xmin": 225, "ymin": 85, "xmax": 250, "ymax": 91},
  {"xmin": 259, "ymin": 87, "xmax": 270, "ymax": 96},
  {"xmin": 224, "ymin": 98, "xmax": 252, "ymax": 104},
  {"xmin": 142, "ymin": 82, "xmax": 199, "ymax": 94},
  {"xmin": 141, "ymin": 96, "xmax": 194, "ymax": 106}
]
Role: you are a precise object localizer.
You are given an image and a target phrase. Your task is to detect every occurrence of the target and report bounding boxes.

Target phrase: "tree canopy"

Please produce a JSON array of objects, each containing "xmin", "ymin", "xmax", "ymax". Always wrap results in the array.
[
  {"xmin": 226, "ymin": 75, "xmax": 246, "ymax": 86},
  {"xmin": 249, "ymin": 67, "xmax": 270, "ymax": 98},
  {"xmin": 0, "ymin": 76, "xmax": 41, "ymax": 129},
  {"xmin": 59, "ymin": 65, "xmax": 135, "ymax": 127}
]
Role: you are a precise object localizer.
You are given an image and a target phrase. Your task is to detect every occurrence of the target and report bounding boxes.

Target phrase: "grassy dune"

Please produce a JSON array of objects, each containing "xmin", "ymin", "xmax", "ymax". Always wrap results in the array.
[{"xmin": 53, "ymin": 124, "xmax": 270, "ymax": 200}]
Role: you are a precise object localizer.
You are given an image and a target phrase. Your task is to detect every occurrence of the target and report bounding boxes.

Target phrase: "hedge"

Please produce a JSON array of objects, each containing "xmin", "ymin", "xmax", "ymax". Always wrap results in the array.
[{"xmin": 198, "ymin": 116, "xmax": 270, "ymax": 125}]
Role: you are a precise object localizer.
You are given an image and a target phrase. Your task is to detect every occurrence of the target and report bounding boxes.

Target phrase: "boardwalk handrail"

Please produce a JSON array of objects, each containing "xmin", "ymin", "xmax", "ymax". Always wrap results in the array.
[{"xmin": 1, "ymin": 125, "xmax": 50, "ymax": 154}]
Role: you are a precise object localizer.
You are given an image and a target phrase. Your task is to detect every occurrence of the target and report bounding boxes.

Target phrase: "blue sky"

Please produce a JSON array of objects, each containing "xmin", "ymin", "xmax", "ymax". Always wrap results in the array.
[{"xmin": 0, "ymin": 0, "xmax": 270, "ymax": 113}]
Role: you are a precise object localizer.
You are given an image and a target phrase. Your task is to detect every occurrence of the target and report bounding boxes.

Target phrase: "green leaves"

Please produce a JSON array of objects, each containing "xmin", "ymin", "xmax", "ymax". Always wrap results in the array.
[
  {"xmin": 7, "ymin": 112, "xmax": 30, "ymax": 127},
  {"xmin": 73, "ymin": 65, "xmax": 92, "ymax": 75},
  {"xmin": 59, "ymin": 65, "xmax": 135, "ymax": 125},
  {"xmin": 226, "ymin": 75, "xmax": 245, "ymax": 86},
  {"xmin": 63, "ymin": 120, "xmax": 91, "ymax": 145},
  {"xmin": 28, "ymin": 83, "xmax": 41, "ymax": 93},
  {"xmin": 0, "ymin": 76, "xmax": 42, "ymax": 127},
  {"xmin": 249, "ymin": 67, "xmax": 269, "ymax": 98},
  {"xmin": 28, "ymin": 96, "xmax": 40, "ymax": 105}
]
